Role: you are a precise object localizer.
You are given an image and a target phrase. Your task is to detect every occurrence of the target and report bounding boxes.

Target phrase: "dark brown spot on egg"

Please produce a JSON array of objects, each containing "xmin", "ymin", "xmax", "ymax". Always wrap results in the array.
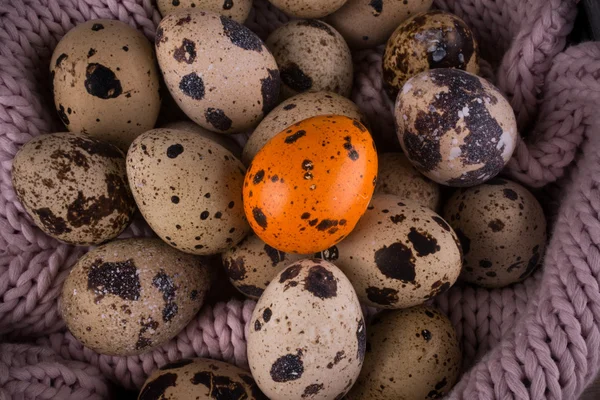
[
  {"xmin": 223, "ymin": 0, "xmax": 233, "ymax": 9},
  {"xmin": 172, "ymin": 0, "xmax": 180, "ymax": 5},
  {"xmin": 263, "ymin": 308, "xmax": 272, "ymax": 322},
  {"xmin": 390, "ymin": 214, "xmax": 406, "ymax": 224},
  {"xmin": 159, "ymin": 359, "xmax": 194, "ymax": 370},
  {"xmin": 317, "ymin": 246, "xmax": 339, "ymax": 261},
  {"xmin": 239, "ymin": 374, "xmax": 267, "ymax": 400},
  {"xmin": 264, "ymin": 244, "xmax": 286, "ymax": 266},
  {"xmin": 253, "ymin": 170, "xmax": 265, "ymax": 184},
  {"xmin": 200, "ymin": 211, "xmax": 210, "ymax": 220},
  {"xmin": 33, "ymin": 208, "xmax": 72, "ymax": 235},
  {"xmin": 503, "ymin": 188, "xmax": 518, "ymax": 200},
  {"xmin": 343, "ymin": 136, "xmax": 359, "ymax": 160},
  {"xmin": 428, "ymin": 280, "xmax": 451, "ymax": 298},
  {"xmin": 366, "ymin": 287, "xmax": 399, "ymax": 305},
  {"xmin": 176, "ymin": 14, "xmax": 191, "ymax": 25},
  {"xmin": 488, "ymin": 219, "xmax": 505, "ymax": 232},
  {"xmin": 374, "ymin": 242, "xmax": 416, "ymax": 282},
  {"xmin": 285, "ymin": 130, "xmax": 306, "ymax": 144},
  {"xmin": 84, "ymin": 63, "xmax": 122, "ymax": 99},
  {"xmin": 261, "ymin": 69, "xmax": 280, "ymax": 114},
  {"xmin": 190, "ymin": 290, "xmax": 199, "ymax": 300},
  {"xmin": 432, "ymin": 216, "xmax": 451, "ymax": 231},
  {"xmin": 252, "ymin": 207, "xmax": 268, "ymax": 229},
  {"xmin": 356, "ymin": 319, "xmax": 366, "ymax": 361},
  {"xmin": 301, "ymin": 212, "xmax": 311, "ymax": 219},
  {"xmin": 171, "ymin": 196, "xmax": 179, "ymax": 204},
  {"xmin": 55, "ymin": 53, "xmax": 68, "ymax": 67},
  {"xmin": 270, "ymin": 352, "xmax": 304, "ymax": 382},
  {"xmin": 369, "ymin": 0, "xmax": 383, "ymax": 16},
  {"xmin": 87, "ymin": 259, "xmax": 141, "ymax": 303},
  {"xmin": 254, "ymin": 320, "xmax": 262, "ymax": 331},
  {"xmin": 179, "ymin": 72, "xmax": 205, "ymax": 100},
  {"xmin": 302, "ymin": 383, "xmax": 324, "ymax": 397},
  {"xmin": 69, "ymin": 136, "xmax": 123, "ymax": 158},
  {"xmin": 280, "ymin": 264, "xmax": 302, "ymax": 283},
  {"xmin": 155, "ymin": 27, "xmax": 166, "ymax": 47},
  {"xmin": 87, "ymin": 48, "xmax": 96, "ymax": 58},
  {"xmin": 408, "ymin": 227, "xmax": 440, "ymax": 256},
  {"xmin": 173, "ymin": 38, "xmax": 196, "ymax": 64},
  {"xmin": 283, "ymin": 103, "xmax": 296, "ymax": 110},
  {"xmin": 281, "ymin": 62, "xmax": 313, "ymax": 92},
  {"xmin": 205, "ymin": 108, "xmax": 232, "ymax": 131},
  {"xmin": 316, "ymin": 219, "xmax": 338, "ymax": 232},
  {"xmin": 138, "ymin": 372, "xmax": 177, "ymax": 400},
  {"xmin": 223, "ymin": 257, "xmax": 246, "ymax": 280},
  {"xmin": 421, "ymin": 329, "xmax": 432, "ymax": 341},
  {"xmin": 167, "ymin": 144, "xmax": 184, "ymax": 158},
  {"xmin": 191, "ymin": 371, "xmax": 248, "ymax": 398},
  {"xmin": 304, "ymin": 265, "xmax": 337, "ymax": 299},
  {"xmin": 479, "ymin": 259, "xmax": 492, "ymax": 268},
  {"xmin": 220, "ymin": 15, "xmax": 263, "ymax": 52},
  {"xmin": 91, "ymin": 23, "xmax": 104, "ymax": 31},
  {"xmin": 327, "ymin": 351, "xmax": 345, "ymax": 369},
  {"xmin": 57, "ymin": 104, "xmax": 71, "ymax": 125},
  {"xmin": 152, "ymin": 270, "xmax": 178, "ymax": 322},
  {"xmin": 297, "ymin": 19, "xmax": 335, "ymax": 36}
]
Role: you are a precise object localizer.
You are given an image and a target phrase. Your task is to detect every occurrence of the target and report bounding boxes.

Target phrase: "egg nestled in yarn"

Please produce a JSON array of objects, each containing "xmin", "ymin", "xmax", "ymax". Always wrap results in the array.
[{"xmin": 243, "ymin": 115, "xmax": 377, "ymax": 254}]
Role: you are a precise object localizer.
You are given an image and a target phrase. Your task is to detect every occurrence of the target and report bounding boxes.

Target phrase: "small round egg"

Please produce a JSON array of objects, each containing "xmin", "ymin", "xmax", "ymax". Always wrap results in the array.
[
  {"xmin": 127, "ymin": 128, "xmax": 250, "ymax": 255},
  {"xmin": 242, "ymin": 91, "xmax": 364, "ymax": 165},
  {"xmin": 163, "ymin": 120, "xmax": 242, "ymax": 157},
  {"xmin": 268, "ymin": 0, "xmax": 348, "ymax": 18},
  {"xmin": 326, "ymin": 0, "xmax": 433, "ymax": 49},
  {"xmin": 383, "ymin": 10, "xmax": 479, "ymax": 100},
  {"xmin": 442, "ymin": 178, "xmax": 546, "ymax": 288},
  {"xmin": 139, "ymin": 358, "xmax": 266, "ymax": 400},
  {"xmin": 243, "ymin": 115, "xmax": 378, "ymax": 254},
  {"xmin": 248, "ymin": 259, "xmax": 366, "ymax": 400},
  {"xmin": 157, "ymin": 0, "xmax": 252, "ymax": 23},
  {"xmin": 60, "ymin": 238, "xmax": 211, "ymax": 356},
  {"xmin": 345, "ymin": 306, "xmax": 461, "ymax": 400},
  {"xmin": 50, "ymin": 19, "xmax": 160, "ymax": 151},
  {"xmin": 156, "ymin": 10, "xmax": 280, "ymax": 134},
  {"xmin": 335, "ymin": 194, "xmax": 462, "ymax": 309},
  {"xmin": 395, "ymin": 69, "xmax": 517, "ymax": 187},
  {"xmin": 11, "ymin": 132, "xmax": 135, "ymax": 245},
  {"xmin": 266, "ymin": 20, "xmax": 353, "ymax": 99},
  {"xmin": 222, "ymin": 233, "xmax": 305, "ymax": 299},
  {"xmin": 375, "ymin": 152, "xmax": 440, "ymax": 210}
]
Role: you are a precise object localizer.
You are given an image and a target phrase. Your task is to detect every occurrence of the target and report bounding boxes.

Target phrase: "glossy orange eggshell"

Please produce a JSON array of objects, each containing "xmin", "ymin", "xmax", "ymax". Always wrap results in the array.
[{"xmin": 243, "ymin": 115, "xmax": 378, "ymax": 254}]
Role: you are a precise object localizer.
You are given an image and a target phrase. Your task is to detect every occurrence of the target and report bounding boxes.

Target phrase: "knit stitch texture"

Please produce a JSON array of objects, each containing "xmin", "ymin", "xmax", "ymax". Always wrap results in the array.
[{"xmin": 0, "ymin": 0, "xmax": 598, "ymax": 399}]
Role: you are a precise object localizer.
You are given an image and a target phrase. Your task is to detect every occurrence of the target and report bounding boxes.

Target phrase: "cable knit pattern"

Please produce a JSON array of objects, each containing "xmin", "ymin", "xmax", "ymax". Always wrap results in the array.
[{"xmin": 1, "ymin": 0, "xmax": 599, "ymax": 399}]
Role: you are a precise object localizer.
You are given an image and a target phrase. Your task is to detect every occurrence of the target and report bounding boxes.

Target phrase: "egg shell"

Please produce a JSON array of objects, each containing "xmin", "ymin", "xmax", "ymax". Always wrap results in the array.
[
  {"xmin": 11, "ymin": 132, "xmax": 135, "ymax": 245},
  {"xmin": 442, "ymin": 178, "xmax": 546, "ymax": 288},
  {"xmin": 334, "ymin": 194, "xmax": 462, "ymax": 309},
  {"xmin": 383, "ymin": 10, "xmax": 479, "ymax": 100},
  {"xmin": 326, "ymin": 0, "xmax": 433, "ymax": 49},
  {"xmin": 242, "ymin": 91, "xmax": 364, "ymax": 165},
  {"xmin": 247, "ymin": 259, "xmax": 365, "ymax": 400},
  {"xmin": 375, "ymin": 152, "xmax": 440, "ymax": 210},
  {"xmin": 163, "ymin": 120, "xmax": 242, "ymax": 158},
  {"xmin": 157, "ymin": 0, "xmax": 252, "ymax": 23},
  {"xmin": 50, "ymin": 20, "xmax": 160, "ymax": 151},
  {"xmin": 156, "ymin": 10, "xmax": 280, "ymax": 134},
  {"xmin": 243, "ymin": 115, "xmax": 378, "ymax": 254},
  {"xmin": 395, "ymin": 69, "xmax": 517, "ymax": 187},
  {"xmin": 345, "ymin": 306, "xmax": 461, "ymax": 400},
  {"xmin": 60, "ymin": 238, "xmax": 211, "ymax": 356},
  {"xmin": 139, "ymin": 358, "xmax": 266, "ymax": 400},
  {"xmin": 126, "ymin": 128, "xmax": 250, "ymax": 255},
  {"xmin": 269, "ymin": 0, "xmax": 348, "ymax": 18},
  {"xmin": 222, "ymin": 233, "xmax": 306, "ymax": 299},
  {"xmin": 266, "ymin": 20, "xmax": 353, "ymax": 99}
]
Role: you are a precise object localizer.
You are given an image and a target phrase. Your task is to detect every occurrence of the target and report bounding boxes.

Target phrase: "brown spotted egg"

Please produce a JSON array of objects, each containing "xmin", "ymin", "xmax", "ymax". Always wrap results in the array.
[
  {"xmin": 163, "ymin": 120, "xmax": 242, "ymax": 158},
  {"xmin": 442, "ymin": 178, "xmax": 546, "ymax": 288},
  {"xmin": 242, "ymin": 91, "xmax": 364, "ymax": 165},
  {"xmin": 383, "ymin": 10, "xmax": 479, "ymax": 99},
  {"xmin": 334, "ymin": 194, "xmax": 462, "ymax": 309},
  {"xmin": 11, "ymin": 132, "xmax": 135, "ymax": 245},
  {"xmin": 60, "ymin": 238, "xmax": 211, "ymax": 356},
  {"xmin": 156, "ymin": 10, "xmax": 280, "ymax": 134},
  {"xmin": 139, "ymin": 358, "xmax": 267, "ymax": 400},
  {"xmin": 395, "ymin": 69, "xmax": 517, "ymax": 187},
  {"xmin": 222, "ymin": 233, "xmax": 305, "ymax": 299},
  {"xmin": 375, "ymin": 152, "xmax": 440, "ymax": 210},
  {"xmin": 326, "ymin": 0, "xmax": 433, "ymax": 49},
  {"xmin": 247, "ymin": 259, "xmax": 366, "ymax": 400},
  {"xmin": 345, "ymin": 306, "xmax": 461, "ymax": 400},
  {"xmin": 268, "ymin": 0, "xmax": 348, "ymax": 18},
  {"xmin": 50, "ymin": 20, "xmax": 161, "ymax": 151},
  {"xmin": 266, "ymin": 20, "xmax": 353, "ymax": 99},
  {"xmin": 126, "ymin": 128, "xmax": 250, "ymax": 255},
  {"xmin": 157, "ymin": 0, "xmax": 252, "ymax": 23}
]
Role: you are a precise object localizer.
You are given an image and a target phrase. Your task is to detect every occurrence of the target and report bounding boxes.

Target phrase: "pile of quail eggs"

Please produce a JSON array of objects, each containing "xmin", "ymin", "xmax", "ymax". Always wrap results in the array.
[{"xmin": 11, "ymin": 0, "xmax": 547, "ymax": 399}]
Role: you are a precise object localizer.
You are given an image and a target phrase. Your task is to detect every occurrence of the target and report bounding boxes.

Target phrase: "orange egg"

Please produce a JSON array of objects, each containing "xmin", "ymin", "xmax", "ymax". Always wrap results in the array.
[{"xmin": 243, "ymin": 115, "xmax": 378, "ymax": 254}]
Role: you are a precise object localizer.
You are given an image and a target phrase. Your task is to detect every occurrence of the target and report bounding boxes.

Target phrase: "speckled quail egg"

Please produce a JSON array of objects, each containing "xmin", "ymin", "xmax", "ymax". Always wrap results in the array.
[
  {"xmin": 266, "ymin": 20, "xmax": 353, "ymax": 99},
  {"xmin": 163, "ymin": 120, "xmax": 242, "ymax": 158},
  {"xmin": 242, "ymin": 91, "xmax": 364, "ymax": 165},
  {"xmin": 126, "ymin": 128, "xmax": 250, "ymax": 255},
  {"xmin": 247, "ymin": 259, "xmax": 366, "ymax": 400},
  {"xmin": 50, "ymin": 20, "xmax": 160, "ymax": 151},
  {"xmin": 442, "ymin": 178, "xmax": 546, "ymax": 288},
  {"xmin": 375, "ymin": 152, "xmax": 440, "ymax": 210},
  {"xmin": 395, "ymin": 69, "xmax": 517, "ymax": 187},
  {"xmin": 345, "ymin": 306, "xmax": 461, "ymax": 400},
  {"xmin": 11, "ymin": 132, "xmax": 135, "ymax": 245},
  {"xmin": 157, "ymin": 0, "xmax": 252, "ymax": 23},
  {"xmin": 243, "ymin": 115, "xmax": 378, "ymax": 254},
  {"xmin": 139, "ymin": 358, "xmax": 266, "ymax": 400},
  {"xmin": 334, "ymin": 194, "xmax": 462, "ymax": 309},
  {"xmin": 268, "ymin": 0, "xmax": 348, "ymax": 18},
  {"xmin": 326, "ymin": 0, "xmax": 433, "ymax": 49},
  {"xmin": 156, "ymin": 10, "xmax": 280, "ymax": 134},
  {"xmin": 383, "ymin": 10, "xmax": 479, "ymax": 100},
  {"xmin": 60, "ymin": 238, "xmax": 211, "ymax": 356},
  {"xmin": 222, "ymin": 233, "xmax": 305, "ymax": 299}
]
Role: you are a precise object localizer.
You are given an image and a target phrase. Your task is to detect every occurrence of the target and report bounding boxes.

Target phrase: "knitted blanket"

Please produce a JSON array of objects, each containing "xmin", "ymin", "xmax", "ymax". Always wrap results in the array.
[{"xmin": 1, "ymin": 0, "xmax": 599, "ymax": 399}]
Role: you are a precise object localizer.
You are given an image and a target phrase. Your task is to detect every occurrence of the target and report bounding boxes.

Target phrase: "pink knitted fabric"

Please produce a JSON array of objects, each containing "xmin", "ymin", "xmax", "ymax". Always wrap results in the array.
[{"xmin": 1, "ymin": 0, "xmax": 599, "ymax": 399}]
